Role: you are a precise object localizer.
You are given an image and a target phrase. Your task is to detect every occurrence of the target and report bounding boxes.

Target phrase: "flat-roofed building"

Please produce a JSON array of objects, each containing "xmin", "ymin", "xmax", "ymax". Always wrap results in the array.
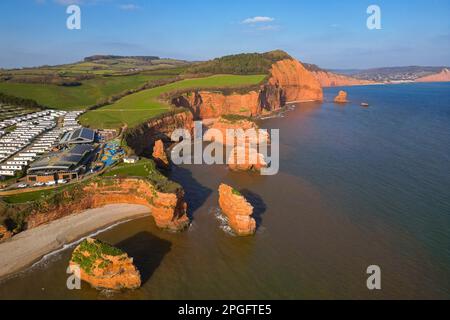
[
  {"xmin": 26, "ymin": 144, "xmax": 94, "ymax": 183},
  {"xmin": 60, "ymin": 127, "xmax": 95, "ymax": 145}
]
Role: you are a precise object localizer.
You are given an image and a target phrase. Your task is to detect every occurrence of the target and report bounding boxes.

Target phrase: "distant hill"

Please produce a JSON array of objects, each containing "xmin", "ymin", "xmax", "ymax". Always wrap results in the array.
[
  {"xmin": 0, "ymin": 55, "xmax": 191, "ymax": 86},
  {"xmin": 77, "ymin": 55, "xmax": 191, "ymax": 74},
  {"xmin": 327, "ymin": 69, "xmax": 362, "ymax": 76},
  {"xmin": 186, "ymin": 50, "xmax": 292, "ymax": 75},
  {"xmin": 84, "ymin": 55, "xmax": 160, "ymax": 62}
]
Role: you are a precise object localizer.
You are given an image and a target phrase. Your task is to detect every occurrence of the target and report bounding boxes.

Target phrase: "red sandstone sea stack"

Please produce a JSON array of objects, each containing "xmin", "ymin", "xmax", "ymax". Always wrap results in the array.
[
  {"xmin": 69, "ymin": 238, "xmax": 141, "ymax": 291},
  {"xmin": 334, "ymin": 90, "xmax": 349, "ymax": 103},
  {"xmin": 152, "ymin": 139, "xmax": 170, "ymax": 168},
  {"xmin": 204, "ymin": 117, "xmax": 269, "ymax": 172},
  {"xmin": 218, "ymin": 184, "xmax": 256, "ymax": 236}
]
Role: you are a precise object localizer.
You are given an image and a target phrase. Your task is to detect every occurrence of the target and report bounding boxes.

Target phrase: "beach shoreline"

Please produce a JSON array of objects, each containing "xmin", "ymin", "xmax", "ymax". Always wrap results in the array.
[{"xmin": 0, "ymin": 204, "xmax": 151, "ymax": 281}]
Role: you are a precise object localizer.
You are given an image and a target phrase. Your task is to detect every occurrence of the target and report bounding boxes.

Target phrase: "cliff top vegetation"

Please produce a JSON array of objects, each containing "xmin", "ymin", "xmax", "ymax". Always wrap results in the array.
[{"xmin": 185, "ymin": 50, "xmax": 292, "ymax": 75}]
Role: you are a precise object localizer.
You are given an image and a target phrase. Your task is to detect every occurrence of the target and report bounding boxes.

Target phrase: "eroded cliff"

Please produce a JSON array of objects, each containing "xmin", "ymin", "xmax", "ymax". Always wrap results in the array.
[
  {"xmin": 204, "ymin": 116, "xmax": 268, "ymax": 172},
  {"xmin": 415, "ymin": 68, "xmax": 450, "ymax": 82},
  {"xmin": 311, "ymin": 70, "xmax": 375, "ymax": 87},
  {"xmin": 125, "ymin": 110, "xmax": 194, "ymax": 157},
  {"xmin": 171, "ymin": 57, "xmax": 323, "ymax": 119},
  {"xmin": 3, "ymin": 177, "xmax": 189, "ymax": 235}
]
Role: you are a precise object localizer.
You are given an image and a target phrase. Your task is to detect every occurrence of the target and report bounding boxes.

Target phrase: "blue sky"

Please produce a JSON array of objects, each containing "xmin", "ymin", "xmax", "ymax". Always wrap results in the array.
[{"xmin": 0, "ymin": 0, "xmax": 449, "ymax": 69}]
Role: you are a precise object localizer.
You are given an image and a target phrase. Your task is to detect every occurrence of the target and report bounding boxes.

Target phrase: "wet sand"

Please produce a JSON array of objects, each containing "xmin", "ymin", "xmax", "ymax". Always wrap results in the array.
[{"xmin": 0, "ymin": 204, "xmax": 151, "ymax": 280}]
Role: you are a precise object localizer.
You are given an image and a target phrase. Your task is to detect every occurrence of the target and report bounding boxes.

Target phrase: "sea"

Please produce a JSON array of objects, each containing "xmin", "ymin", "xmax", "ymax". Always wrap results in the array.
[{"xmin": 0, "ymin": 83, "xmax": 449, "ymax": 299}]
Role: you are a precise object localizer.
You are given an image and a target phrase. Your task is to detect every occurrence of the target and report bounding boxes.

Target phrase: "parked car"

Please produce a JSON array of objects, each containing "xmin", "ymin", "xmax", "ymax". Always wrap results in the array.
[
  {"xmin": 45, "ymin": 181, "xmax": 56, "ymax": 186},
  {"xmin": 33, "ymin": 182, "xmax": 45, "ymax": 187},
  {"xmin": 58, "ymin": 179, "xmax": 68, "ymax": 184},
  {"xmin": 17, "ymin": 183, "xmax": 28, "ymax": 188}
]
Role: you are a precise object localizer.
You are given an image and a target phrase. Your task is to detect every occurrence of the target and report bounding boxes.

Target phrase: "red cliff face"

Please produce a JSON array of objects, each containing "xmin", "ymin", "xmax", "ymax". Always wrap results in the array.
[
  {"xmin": 172, "ymin": 58, "xmax": 323, "ymax": 119},
  {"xmin": 125, "ymin": 111, "xmax": 194, "ymax": 157},
  {"xmin": 268, "ymin": 59, "xmax": 323, "ymax": 103},
  {"xmin": 311, "ymin": 70, "xmax": 375, "ymax": 87},
  {"xmin": 204, "ymin": 117, "xmax": 269, "ymax": 172},
  {"xmin": 415, "ymin": 68, "xmax": 450, "ymax": 82},
  {"xmin": 218, "ymin": 184, "xmax": 256, "ymax": 236},
  {"xmin": 172, "ymin": 90, "xmax": 262, "ymax": 119},
  {"xmin": 26, "ymin": 178, "xmax": 189, "ymax": 232}
]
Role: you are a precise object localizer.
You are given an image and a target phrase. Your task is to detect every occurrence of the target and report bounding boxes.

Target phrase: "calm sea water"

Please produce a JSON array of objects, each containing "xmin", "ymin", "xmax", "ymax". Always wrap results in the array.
[{"xmin": 1, "ymin": 83, "xmax": 449, "ymax": 299}]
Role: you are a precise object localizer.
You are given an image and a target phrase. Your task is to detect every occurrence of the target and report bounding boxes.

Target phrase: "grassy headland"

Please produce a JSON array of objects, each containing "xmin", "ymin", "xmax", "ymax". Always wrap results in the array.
[{"xmin": 79, "ymin": 74, "xmax": 266, "ymax": 129}]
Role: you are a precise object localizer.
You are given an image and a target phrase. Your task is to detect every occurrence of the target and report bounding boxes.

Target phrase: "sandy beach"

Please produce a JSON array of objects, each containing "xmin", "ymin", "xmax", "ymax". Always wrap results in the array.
[{"xmin": 0, "ymin": 204, "xmax": 151, "ymax": 280}]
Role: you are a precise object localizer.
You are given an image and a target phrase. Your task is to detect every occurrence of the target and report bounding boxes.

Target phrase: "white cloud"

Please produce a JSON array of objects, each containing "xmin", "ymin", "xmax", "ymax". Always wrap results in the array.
[{"xmin": 242, "ymin": 16, "xmax": 274, "ymax": 24}]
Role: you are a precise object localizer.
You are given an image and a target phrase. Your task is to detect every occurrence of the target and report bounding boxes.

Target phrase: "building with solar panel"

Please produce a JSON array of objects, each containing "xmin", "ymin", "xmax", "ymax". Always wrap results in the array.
[
  {"xmin": 60, "ymin": 127, "xmax": 96, "ymax": 145},
  {"xmin": 26, "ymin": 144, "xmax": 95, "ymax": 183}
]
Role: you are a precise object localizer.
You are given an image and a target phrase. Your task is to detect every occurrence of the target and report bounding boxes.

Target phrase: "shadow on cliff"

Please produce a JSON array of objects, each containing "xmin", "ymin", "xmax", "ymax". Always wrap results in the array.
[
  {"xmin": 168, "ymin": 166, "xmax": 212, "ymax": 220},
  {"xmin": 240, "ymin": 189, "xmax": 267, "ymax": 229},
  {"xmin": 116, "ymin": 232, "xmax": 171, "ymax": 285}
]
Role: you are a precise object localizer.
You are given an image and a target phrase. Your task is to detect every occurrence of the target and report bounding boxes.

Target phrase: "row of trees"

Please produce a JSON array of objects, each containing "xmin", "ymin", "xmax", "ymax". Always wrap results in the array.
[
  {"xmin": 186, "ymin": 50, "xmax": 292, "ymax": 75},
  {"xmin": 0, "ymin": 92, "xmax": 46, "ymax": 109}
]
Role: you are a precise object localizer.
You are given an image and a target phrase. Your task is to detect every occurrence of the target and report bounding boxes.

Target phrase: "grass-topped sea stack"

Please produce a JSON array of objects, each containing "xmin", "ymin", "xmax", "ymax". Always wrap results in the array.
[{"xmin": 69, "ymin": 238, "xmax": 141, "ymax": 291}]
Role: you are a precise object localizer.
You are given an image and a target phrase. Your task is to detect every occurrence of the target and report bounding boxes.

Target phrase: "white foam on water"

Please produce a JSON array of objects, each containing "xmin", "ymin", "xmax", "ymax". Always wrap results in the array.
[
  {"xmin": 209, "ymin": 206, "xmax": 236, "ymax": 237},
  {"xmin": 220, "ymin": 225, "xmax": 236, "ymax": 237}
]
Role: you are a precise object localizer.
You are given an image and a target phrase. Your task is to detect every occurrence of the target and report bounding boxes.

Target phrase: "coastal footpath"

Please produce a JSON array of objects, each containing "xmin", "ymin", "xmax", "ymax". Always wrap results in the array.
[{"xmin": 0, "ymin": 204, "xmax": 150, "ymax": 280}]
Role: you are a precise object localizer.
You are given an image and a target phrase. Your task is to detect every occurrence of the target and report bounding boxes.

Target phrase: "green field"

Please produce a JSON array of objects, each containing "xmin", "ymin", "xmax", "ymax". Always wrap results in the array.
[
  {"xmin": 2, "ymin": 185, "xmax": 68, "ymax": 204},
  {"xmin": 79, "ymin": 74, "xmax": 265, "ymax": 129},
  {"xmin": 103, "ymin": 158, "xmax": 155, "ymax": 178},
  {"xmin": 0, "ymin": 74, "xmax": 170, "ymax": 110}
]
